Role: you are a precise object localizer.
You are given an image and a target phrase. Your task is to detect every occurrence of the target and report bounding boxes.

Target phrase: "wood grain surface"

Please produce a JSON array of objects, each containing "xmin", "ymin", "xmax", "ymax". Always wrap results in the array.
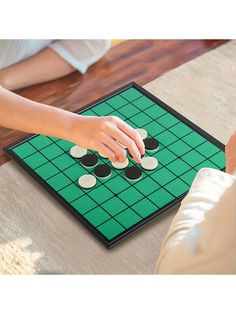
[
  {"xmin": 0, "ymin": 40, "xmax": 227, "ymax": 166},
  {"xmin": 0, "ymin": 40, "xmax": 235, "ymax": 274}
]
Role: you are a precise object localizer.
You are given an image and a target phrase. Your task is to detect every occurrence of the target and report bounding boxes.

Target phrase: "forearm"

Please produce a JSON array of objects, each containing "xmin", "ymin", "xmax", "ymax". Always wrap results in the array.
[
  {"xmin": 0, "ymin": 48, "xmax": 76, "ymax": 90},
  {"xmin": 0, "ymin": 86, "xmax": 78, "ymax": 141}
]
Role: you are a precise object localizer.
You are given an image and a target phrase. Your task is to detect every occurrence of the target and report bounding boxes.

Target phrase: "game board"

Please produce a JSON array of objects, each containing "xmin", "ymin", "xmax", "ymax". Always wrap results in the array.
[{"xmin": 4, "ymin": 82, "xmax": 226, "ymax": 248}]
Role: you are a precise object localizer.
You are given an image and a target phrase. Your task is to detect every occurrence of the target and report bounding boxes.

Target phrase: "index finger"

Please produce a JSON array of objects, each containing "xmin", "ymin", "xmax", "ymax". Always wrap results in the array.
[{"xmin": 117, "ymin": 120, "xmax": 145, "ymax": 155}]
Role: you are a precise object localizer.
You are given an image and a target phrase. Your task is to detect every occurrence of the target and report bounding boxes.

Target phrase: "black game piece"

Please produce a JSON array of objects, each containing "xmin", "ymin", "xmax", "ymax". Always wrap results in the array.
[
  {"xmin": 125, "ymin": 165, "xmax": 142, "ymax": 181},
  {"xmin": 144, "ymin": 138, "xmax": 159, "ymax": 151},
  {"xmin": 94, "ymin": 164, "xmax": 112, "ymax": 178},
  {"xmin": 81, "ymin": 153, "xmax": 98, "ymax": 167}
]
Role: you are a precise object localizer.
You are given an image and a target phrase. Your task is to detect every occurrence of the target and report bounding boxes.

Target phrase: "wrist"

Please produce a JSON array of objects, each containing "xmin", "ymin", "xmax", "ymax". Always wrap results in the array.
[{"xmin": 61, "ymin": 112, "xmax": 85, "ymax": 144}]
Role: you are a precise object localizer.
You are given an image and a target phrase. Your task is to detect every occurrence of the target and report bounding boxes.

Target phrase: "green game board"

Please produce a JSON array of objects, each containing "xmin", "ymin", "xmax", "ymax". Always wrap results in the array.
[{"xmin": 4, "ymin": 82, "xmax": 225, "ymax": 248}]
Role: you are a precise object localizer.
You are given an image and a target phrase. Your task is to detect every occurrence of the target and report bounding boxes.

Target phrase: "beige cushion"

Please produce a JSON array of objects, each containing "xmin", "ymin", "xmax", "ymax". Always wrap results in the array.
[{"xmin": 155, "ymin": 168, "xmax": 236, "ymax": 274}]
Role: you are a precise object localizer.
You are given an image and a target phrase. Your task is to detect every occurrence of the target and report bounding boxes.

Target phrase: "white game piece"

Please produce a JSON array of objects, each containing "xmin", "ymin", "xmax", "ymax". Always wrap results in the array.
[
  {"xmin": 99, "ymin": 152, "xmax": 108, "ymax": 158},
  {"xmin": 70, "ymin": 145, "xmax": 87, "ymax": 158},
  {"xmin": 141, "ymin": 157, "xmax": 158, "ymax": 170},
  {"xmin": 78, "ymin": 174, "xmax": 96, "ymax": 189},
  {"xmin": 112, "ymin": 158, "xmax": 129, "ymax": 169},
  {"xmin": 136, "ymin": 128, "xmax": 148, "ymax": 140}
]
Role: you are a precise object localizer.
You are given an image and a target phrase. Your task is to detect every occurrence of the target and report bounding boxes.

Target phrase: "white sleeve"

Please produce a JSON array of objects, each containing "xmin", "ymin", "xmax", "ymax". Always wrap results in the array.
[
  {"xmin": 49, "ymin": 40, "xmax": 111, "ymax": 73},
  {"xmin": 155, "ymin": 168, "xmax": 236, "ymax": 274}
]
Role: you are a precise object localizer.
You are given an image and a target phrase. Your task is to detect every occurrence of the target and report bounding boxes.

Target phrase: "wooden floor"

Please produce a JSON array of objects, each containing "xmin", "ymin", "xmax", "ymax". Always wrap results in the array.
[{"xmin": 0, "ymin": 40, "xmax": 227, "ymax": 166}]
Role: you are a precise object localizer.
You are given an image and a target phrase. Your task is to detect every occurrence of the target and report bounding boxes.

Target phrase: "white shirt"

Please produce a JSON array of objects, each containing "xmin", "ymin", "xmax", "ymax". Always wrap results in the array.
[
  {"xmin": 0, "ymin": 40, "xmax": 111, "ymax": 73},
  {"xmin": 156, "ymin": 168, "xmax": 236, "ymax": 274}
]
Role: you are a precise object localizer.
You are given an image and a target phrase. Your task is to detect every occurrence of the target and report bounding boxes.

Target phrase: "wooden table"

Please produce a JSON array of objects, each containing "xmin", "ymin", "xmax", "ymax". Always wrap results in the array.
[
  {"xmin": 0, "ymin": 40, "xmax": 227, "ymax": 166},
  {"xmin": 1, "ymin": 41, "xmax": 236, "ymax": 274}
]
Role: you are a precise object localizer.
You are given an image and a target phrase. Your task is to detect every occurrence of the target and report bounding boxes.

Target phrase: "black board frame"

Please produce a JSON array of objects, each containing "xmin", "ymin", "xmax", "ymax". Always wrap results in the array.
[{"xmin": 4, "ymin": 82, "xmax": 225, "ymax": 248}]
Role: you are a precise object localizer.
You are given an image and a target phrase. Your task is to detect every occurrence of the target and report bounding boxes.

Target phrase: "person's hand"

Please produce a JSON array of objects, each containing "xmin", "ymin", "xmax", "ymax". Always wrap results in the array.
[
  {"xmin": 69, "ymin": 115, "xmax": 145, "ymax": 163},
  {"xmin": 0, "ymin": 87, "xmax": 144, "ymax": 162},
  {"xmin": 225, "ymin": 131, "xmax": 236, "ymax": 174}
]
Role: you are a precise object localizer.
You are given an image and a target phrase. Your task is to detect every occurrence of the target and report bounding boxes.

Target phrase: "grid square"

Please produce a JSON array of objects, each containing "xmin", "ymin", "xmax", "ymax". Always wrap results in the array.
[
  {"xmin": 165, "ymin": 178, "xmax": 189, "ymax": 197},
  {"xmin": 56, "ymin": 140, "xmax": 74, "ymax": 152},
  {"xmin": 102, "ymin": 197, "xmax": 127, "ymax": 216},
  {"xmin": 98, "ymin": 219, "xmax": 125, "ymax": 240},
  {"xmin": 183, "ymin": 132, "xmax": 205, "ymax": 148},
  {"xmin": 88, "ymin": 185, "xmax": 113, "ymax": 204},
  {"xmin": 144, "ymin": 121, "xmax": 165, "ymax": 136},
  {"xmin": 104, "ymin": 176, "xmax": 130, "ymax": 194},
  {"xmin": 48, "ymin": 136, "xmax": 60, "ymax": 142},
  {"xmin": 156, "ymin": 149, "xmax": 177, "ymax": 165},
  {"xmin": 63, "ymin": 164, "xmax": 88, "ymax": 181},
  {"xmin": 71, "ymin": 194, "xmax": 97, "ymax": 215},
  {"xmin": 58, "ymin": 183, "xmax": 85, "ymax": 203},
  {"xmin": 91, "ymin": 102, "xmax": 114, "ymax": 115},
  {"xmin": 148, "ymin": 188, "xmax": 174, "ymax": 208},
  {"xmin": 112, "ymin": 112, "xmax": 127, "ymax": 120},
  {"xmin": 195, "ymin": 160, "xmax": 219, "ymax": 171},
  {"xmin": 120, "ymin": 88, "xmax": 143, "ymax": 102},
  {"xmin": 118, "ymin": 103, "xmax": 140, "ymax": 118},
  {"xmin": 13, "ymin": 142, "xmax": 37, "ymax": 159},
  {"xmin": 157, "ymin": 130, "xmax": 178, "ymax": 146},
  {"xmin": 84, "ymin": 207, "xmax": 111, "ymax": 227},
  {"xmin": 132, "ymin": 96, "xmax": 155, "ymax": 110},
  {"xmin": 80, "ymin": 109, "xmax": 96, "ymax": 116},
  {"xmin": 168, "ymin": 140, "xmax": 192, "ymax": 156},
  {"xmin": 132, "ymin": 199, "xmax": 158, "ymax": 218},
  {"xmin": 158, "ymin": 114, "xmax": 179, "ymax": 128},
  {"xmin": 41, "ymin": 144, "xmax": 64, "ymax": 160},
  {"xmin": 125, "ymin": 120, "xmax": 138, "ymax": 129},
  {"xmin": 29, "ymin": 135, "xmax": 53, "ymax": 150},
  {"xmin": 145, "ymin": 105, "xmax": 167, "ymax": 119},
  {"xmin": 181, "ymin": 150, "xmax": 205, "ymax": 167},
  {"xmin": 134, "ymin": 177, "xmax": 160, "ymax": 196},
  {"xmin": 115, "ymin": 209, "xmax": 142, "ymax": 229},
  {"xmin": 195, "ymin": 141, "xmax": 220, "ymax": 158},
  {"xmin": 52, "ymin": 154, "xmax": 76, "ymax": 171},
  {"xmin": 119, "ymin": 187, "xmax": 144, "ymax": 206},
  {"xmin": 181, "ymin": 169, "xmax": 198, "ymax": 185},
  {"xmin": 169, "ymin": 122, "xmax": 192, "ymax": 138},
  {"xmin": 106, "ymin": 95, "xmax": 128, "ymax": 109},
  {"xmin": 46, "ymin": 172, "xmax": 71, "ymax": 191},
  {"xmin": 35, "ymin": 162, "xmax": 59, "ymax": 180},
  {"xmin": 210, "ymin": 151, "xmax": 225, "ymax": 168},
  {"xmin": 152, "ymin": 167, "xmax": 176, "ymax": 185},
  {"xmin": 167, "ymin": 159, "xmax": 191, "ymax": 176},
  {"xmin": 130, "ymin": 112, "xmax": 152, "ymax": 127},
  {"xmin": 24, "ymin": 152, "xmax": 48, "ymax": 169}
]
